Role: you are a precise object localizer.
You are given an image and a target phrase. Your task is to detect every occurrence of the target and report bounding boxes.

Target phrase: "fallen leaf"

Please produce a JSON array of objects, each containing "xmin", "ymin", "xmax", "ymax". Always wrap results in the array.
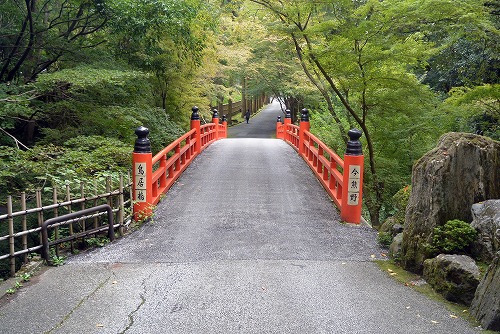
[
  {"xmin": 370, "ymin": 254, "xmax": 376, "ymax": 259},
  {"xmin": 96, "ymin": 324, "xmax": 104, "ymax": 328},
  {"xmin": 431, "ymin": 320, "xmax": 439, "ymax": 324},
  {"xmin": 406, "ymin": 306, "xmax": 411, "ymax": 309},
  {"xmin": 380, "ymin": 253, "xmax": 387, "ymax": 257},
  {"xmin": 390, "ymin": 272, "xmax": 397, "ymax": 276},
  {"xmin": 112, "ymin": 281, "xmax": 118, "ymax": 285},
  {"xmin": 450, "ymin": 314, "xmax": 458, "ymax": 319},
  {"xmin": 387, "ymin": 269, "xmax": 394, "ymax": 273}
]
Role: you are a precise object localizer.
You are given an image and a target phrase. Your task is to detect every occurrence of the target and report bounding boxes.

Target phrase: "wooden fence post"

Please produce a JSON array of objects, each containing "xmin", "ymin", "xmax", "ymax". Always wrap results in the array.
[
  {"xmin": 132, "ymin": 126, "xmax": 153, "ymax": 221},
  {"xmin": 341, "ymin": 129, "xmax": 364, "ymax": 224},
  {"xmin": 299, "ymin": 108, "xmax": 310, "ymax": 155}
]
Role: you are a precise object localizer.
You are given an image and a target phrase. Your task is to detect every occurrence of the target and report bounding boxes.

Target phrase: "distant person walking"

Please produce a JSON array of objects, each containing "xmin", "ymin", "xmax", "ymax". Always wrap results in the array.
[{"xmin": 245, "ymin": 109, "xmax": 250, "ymax": 124}]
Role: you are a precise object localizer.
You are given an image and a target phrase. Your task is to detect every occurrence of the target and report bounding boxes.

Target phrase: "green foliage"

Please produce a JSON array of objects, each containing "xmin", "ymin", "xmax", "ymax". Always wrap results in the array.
[
  {"xmin": 377, "ymin": 232, "xmax": 393, "ymax": 248},
  {"xmin": 49, "ymin": 255, "xmax": 66, "ymax": 267},
  {"xmin": 0, "ymin": 136, "xmax": 131, "ymax": 199},
  {"xmin": 440, "ymin": 84, "xmax": 500, "ymax": 140},
  {"xmin": 390, "ymin": 186, "xmax": 411, "ymax": 225},
  {"xmin": 86, "ymin": 237, "xmax": 110, "ymax": 248},
  {"xmin": 431, "ymin": 220, "xmax": 478, "ymax": 254}
]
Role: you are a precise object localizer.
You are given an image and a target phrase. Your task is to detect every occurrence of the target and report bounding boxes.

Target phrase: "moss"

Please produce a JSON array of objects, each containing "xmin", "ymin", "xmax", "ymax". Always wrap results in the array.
[{"xmin": 375, "ymin": 260, "xmax": 486, "ymax": 329}]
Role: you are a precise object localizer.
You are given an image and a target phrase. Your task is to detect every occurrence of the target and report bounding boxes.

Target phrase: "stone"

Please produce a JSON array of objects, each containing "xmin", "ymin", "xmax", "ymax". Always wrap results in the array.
[
  {"xmin": 471, "ymin": 200, "xmax": 500, "ymax": 262},
  {"xmin": 389, "ymin": 233, "xmax": 403, "ymax": 260},
  {"xmin": 391, "ymin": 224, "xmax": 404, "ymax": 236},
  {"xmin": 423, "ymin": 254, "xmax": 480, "ymax": 306},
  {"xmin": 401, "ymin": 133, "xmax": 500, "ymax": 273},
  {"xmin": 471, "ymin": 252, "xmax": 500, "ymax": 331},
  {"xmin": 379, "ymin": 216, "xmax": 397, "ymax": 234}
]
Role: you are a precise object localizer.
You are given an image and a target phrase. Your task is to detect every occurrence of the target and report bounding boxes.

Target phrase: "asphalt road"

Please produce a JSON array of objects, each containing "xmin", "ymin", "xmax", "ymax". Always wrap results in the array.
[
  {"xmin": 0, "ymin": 102, "xmax": 481, "ymax": 333},
  {"xmin": 227, "ymin": 100, "xmax": 284, "ymax": 138}
]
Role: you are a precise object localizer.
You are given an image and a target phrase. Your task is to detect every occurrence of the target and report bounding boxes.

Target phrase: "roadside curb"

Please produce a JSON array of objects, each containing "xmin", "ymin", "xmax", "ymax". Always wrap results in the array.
[{"xmin": 0, "ymin": 259, "xmax": 44, "ymax": 300}]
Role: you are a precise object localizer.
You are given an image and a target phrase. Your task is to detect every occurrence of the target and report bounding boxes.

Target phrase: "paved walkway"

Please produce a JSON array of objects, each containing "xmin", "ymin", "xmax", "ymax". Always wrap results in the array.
[{"xmin": 0, "ymin": 102, "xmax": 480, "ymax": 333}]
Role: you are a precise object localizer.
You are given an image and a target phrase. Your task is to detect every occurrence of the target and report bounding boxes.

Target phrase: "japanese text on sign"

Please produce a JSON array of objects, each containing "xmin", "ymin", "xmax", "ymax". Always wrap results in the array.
[
  {"xmin": 134, "ymin": 163, "xmax": 147, "ymax": 203},
  {"xmin": 347, "ymin": 165, "xmax": 361, "ymax": 205}
]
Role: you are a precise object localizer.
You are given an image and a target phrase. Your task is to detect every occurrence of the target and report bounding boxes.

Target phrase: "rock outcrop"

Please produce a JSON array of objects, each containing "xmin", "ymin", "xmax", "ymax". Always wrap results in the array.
[
  {"xmin": 401, "ymin": 133, "xmax": 500, "ymax": 273},
  {"xmin": 389, "ymin": 233, "xmax": 403, "ymax": 259},
  {"xmin": 423, "ymin": 254, "xmax": 480, "ymax": 306},
  {"xmin": 471, "ymin": 199, "xmax": 500, "ymax": 262},
  {"xmin": 471, "ymin": 252, "xmax": 500, "ymax": 331}
]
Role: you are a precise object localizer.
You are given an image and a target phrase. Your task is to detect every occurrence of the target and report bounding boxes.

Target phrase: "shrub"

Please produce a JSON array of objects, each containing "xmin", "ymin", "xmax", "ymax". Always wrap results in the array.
[
  {"xmin": 377, "ymin": 232, "xmax": 393, "ymax": 248},
  {"xmin": 431, "ymin": 219, "xmax": 477, "ymax": 254}
]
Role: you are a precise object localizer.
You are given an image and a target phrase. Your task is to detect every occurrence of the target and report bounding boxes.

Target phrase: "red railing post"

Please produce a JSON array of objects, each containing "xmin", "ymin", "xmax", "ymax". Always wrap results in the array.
[
  {"xmin": 191, "ymin": 106, "xmax": 201, "ymax": 155},
  {"xmin": 132, "ymin": 126, "xmax": 153, "ymax": 221},
  {"xmin": 212, "ymin": 108, "xmax": 219, "ymax": 140},
  {"xmin": 222, "ymin": 115, "xmax": 228, "ymax": 138},
  {"xmin": 276, "ymin": 116, "xmax": 283, "ymax": 139},
  {"xmin": 299, "ymin": 108, "xmax": 310, "ymax": 155},
  {"xmin": 284, "ymin": 109, "xmax": 292, "ymax": 142},
  {"xmin": 341, "ymin": 129, "xmax": 364, "ymax": 224}
]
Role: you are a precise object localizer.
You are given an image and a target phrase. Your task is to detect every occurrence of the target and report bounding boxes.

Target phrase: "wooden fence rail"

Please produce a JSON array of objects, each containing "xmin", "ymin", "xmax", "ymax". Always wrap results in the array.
[{"xmin": 0, "ymin": 175, "xmax": 132, "ymax": 277}]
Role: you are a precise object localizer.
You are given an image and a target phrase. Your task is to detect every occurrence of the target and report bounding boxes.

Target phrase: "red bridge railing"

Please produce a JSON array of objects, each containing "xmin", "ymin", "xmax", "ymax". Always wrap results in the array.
[
  {"xmin": 132, "ymin": 107, "xmax": 226, "ymax": 220},
  {"xmin": 277, "ymin": 109, "xmax": 364, "ymax": 224}
]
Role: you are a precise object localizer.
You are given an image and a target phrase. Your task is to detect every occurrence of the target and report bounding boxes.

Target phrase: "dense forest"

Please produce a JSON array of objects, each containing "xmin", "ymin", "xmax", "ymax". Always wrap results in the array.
[{"xmin": 1, "ymin": 0, "xmax": 499, "ymax": 227}]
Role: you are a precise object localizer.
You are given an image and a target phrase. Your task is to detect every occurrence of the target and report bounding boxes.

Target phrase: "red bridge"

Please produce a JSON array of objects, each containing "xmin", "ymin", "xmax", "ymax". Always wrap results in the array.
[{"xmin": 133, "ymin": 104, "xmax": 364, "ymax": 225}]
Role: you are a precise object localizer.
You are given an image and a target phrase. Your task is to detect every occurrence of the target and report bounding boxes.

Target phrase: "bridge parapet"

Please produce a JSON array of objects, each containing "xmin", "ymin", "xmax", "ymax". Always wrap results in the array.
[
  {"xmin": 276, "ymin": 110, "xmax": 364, "ymax": 224},
  {"xmin": 132, "ymin": 107, "xmax": 227, "ymax": 221}
]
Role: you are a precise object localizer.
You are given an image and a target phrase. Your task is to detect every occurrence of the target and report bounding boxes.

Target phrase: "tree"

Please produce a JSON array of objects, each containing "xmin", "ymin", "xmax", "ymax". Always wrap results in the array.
[
  {"xmin": 0, "ymin": 0, "xmax": 108, "ymax": 83},
  {"xmin": 250, "ymin": 0, "xmax": 494, "ymax": 226},
  {"xmin": 106, "ymin": 0, "xmax": 218, "ymax": 121}
]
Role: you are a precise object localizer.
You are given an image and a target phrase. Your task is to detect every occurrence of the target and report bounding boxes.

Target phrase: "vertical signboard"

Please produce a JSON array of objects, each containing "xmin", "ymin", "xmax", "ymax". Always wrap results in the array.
[
  {"xmin": 135, "ymin": 162, "xmax": 147, "ymax": 203},
  {"xmin": 347, "ymin": 165, "xmax": 361, "ymax": 206}
]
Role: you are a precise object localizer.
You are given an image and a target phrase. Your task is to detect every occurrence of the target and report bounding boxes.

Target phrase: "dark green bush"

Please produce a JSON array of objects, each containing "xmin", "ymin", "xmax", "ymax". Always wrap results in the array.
[
  {"xmin": 432, "ymin": 219, "xmax": 477, "ymax": 254},
  {"xmin": 377, "ymin": 232, "xmax": 393, "ymax": 248}
]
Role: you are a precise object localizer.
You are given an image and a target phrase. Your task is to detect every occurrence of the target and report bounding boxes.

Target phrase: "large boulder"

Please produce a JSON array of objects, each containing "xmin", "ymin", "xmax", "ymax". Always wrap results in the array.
[
  {"xmin": 471, "ymin": 252, "xmax": 500, "ymax": 331},
  {"xmin": 423, "ymin": 254, "xmax": 480, "ymax": 306},
  {"xmin": 401, "ymin": 133, "xmax": 500, "ymax": 273},
  {"xmin": 470, "ymin": 199, "xmax": 500, "ymax": 262}
]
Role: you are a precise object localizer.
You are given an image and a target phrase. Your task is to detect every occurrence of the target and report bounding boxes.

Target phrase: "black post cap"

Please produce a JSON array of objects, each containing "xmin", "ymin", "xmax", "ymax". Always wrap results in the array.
[
  {"xmin": 212, "ymin": 108, "xmax": 219, "ymax": 118},
  {"xmin": 222, "ymin": 115, "xmax": 227, "ymax": 122},
  {"xmin": 345, "ymin": 129, "xmax": 363, "ymax": 155},
  {"xmin": 191, "ymin": 106, "xmax": 200, "ymax": 120},
  {"xmin": 134, "ymin": 126, "xmax": 151, "ymax": 153},
  {"xmin": 301, "ymin": 108, "xmax": 309, "ymax": 122},
  {"xmin": 285, "ymin": 109, "xmax": 291, "ymax": 118},
  {"xmin": 277, "ymin": 116, "xmax": 282, "ymax": 123}
]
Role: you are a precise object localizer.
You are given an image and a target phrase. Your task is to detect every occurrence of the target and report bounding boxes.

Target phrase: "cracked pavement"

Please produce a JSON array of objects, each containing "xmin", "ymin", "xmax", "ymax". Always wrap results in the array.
[{"xmin": 0, "ymin": 102, "xmax": 481, "ymax": 333}]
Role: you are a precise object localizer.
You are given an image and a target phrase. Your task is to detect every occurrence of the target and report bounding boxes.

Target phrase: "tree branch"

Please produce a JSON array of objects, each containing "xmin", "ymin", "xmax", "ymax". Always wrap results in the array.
[{"xmin": 0, "ymin": 127, "xmax": 30, "ymax": 150}]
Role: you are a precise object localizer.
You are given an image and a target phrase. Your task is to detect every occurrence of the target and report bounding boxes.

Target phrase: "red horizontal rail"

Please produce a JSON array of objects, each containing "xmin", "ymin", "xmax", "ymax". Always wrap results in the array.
[
  {"xmin": 132, "ymin": 108, "xmax": 227, "ymax": 221},
  {"xmin": 150, "ymin": 129, "xmax": 197, "ymax": 205},
  {"xmin": 283, "ymin": 123, "xmax": 300, "ymax": 151},
  {"xmin": 276, "ymin": 111, "xmax": 364, "ymax": 224},
  {"xmin": 302, "ymin": 131, "xmax": 344, "ymax": 208},
  {"xmin": 200, "ymin": 124, "xmax": 217, "ymax": 151}
]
